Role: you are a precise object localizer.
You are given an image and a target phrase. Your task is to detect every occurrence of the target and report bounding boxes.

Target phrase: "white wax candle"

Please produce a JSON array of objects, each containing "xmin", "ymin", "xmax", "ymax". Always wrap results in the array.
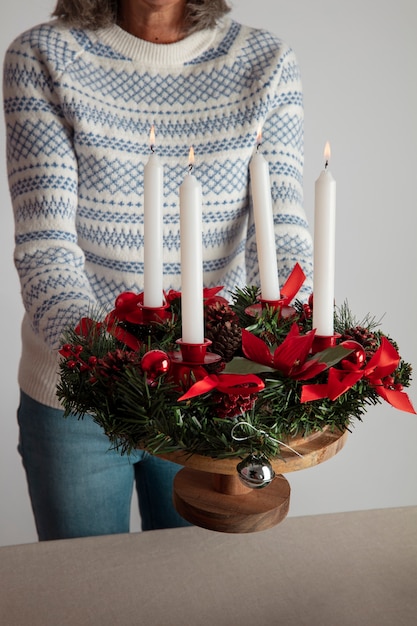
[
  {"xmin": 179, "ymin": 148, "xmax": 204, "ymax": 344},
  {"xmin": 143, "ymin": 126, "xmax": 164, "ymax": 308},
  {"xmin": 312, "ymin": 142, "xmax": 336, "ymax": 336},
  {"xmin": 249, "ymin": 134, "xmax": 280, "ymax": 301}
]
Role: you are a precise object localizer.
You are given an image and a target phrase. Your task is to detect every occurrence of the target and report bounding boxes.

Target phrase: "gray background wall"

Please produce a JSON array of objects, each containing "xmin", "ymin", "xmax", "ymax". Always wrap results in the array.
[{"xmin": 1, "ymin": 0, "xmax": 416, "ymax": 546}]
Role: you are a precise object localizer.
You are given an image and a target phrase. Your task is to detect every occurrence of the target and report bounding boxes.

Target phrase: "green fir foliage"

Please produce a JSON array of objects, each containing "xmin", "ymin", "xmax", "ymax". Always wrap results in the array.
[{"xmin": 56, "ymin": 291, "xmax": 414, "ymax": 460}]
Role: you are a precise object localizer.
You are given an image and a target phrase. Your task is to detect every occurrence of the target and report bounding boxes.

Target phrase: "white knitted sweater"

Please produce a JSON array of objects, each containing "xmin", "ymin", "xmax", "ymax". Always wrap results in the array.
[{"xmin": 3, "ymin": 17, "xmax": 313, "ymax": 409}]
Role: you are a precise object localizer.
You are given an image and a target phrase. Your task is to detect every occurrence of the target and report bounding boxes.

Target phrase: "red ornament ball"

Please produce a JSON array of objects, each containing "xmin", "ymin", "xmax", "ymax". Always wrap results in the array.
[
  {"xmin": 339, "ymin": 340, "xmax": 366, "ymax": 370},
  {"xmin": 141, "ymin": 350, "xmax": 171, "ymax": 381},
  {"xmin": 115, "ymin": 291, "xmax": 140, "ymax": 313}
]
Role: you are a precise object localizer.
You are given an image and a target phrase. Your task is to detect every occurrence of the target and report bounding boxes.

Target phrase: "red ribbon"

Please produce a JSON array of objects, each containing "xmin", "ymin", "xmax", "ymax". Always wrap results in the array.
[
  {"xmin": 165, "ymin": 286, "xmax": 228, "ymax": 307},
  {"xmin": 280, "ymin": 262, "xmax": 306, "ymax": 305},
  {"xmin": 301, "ymin": 336, "xmax": 416, "ymax": 414},
  {"xmin": 105, "ymin": 291, "xmax": 174, "ymax": 351},
  {"xmin": 74, "ymin": 317, "xmax": 102, "ymax": 338},
  {"xmin": 178, "ymin": 373, "xmax": 265, "ymax": 402},
  {"xmin": 70, "ymin": 313, "xmax": 142, "ymax": 352}
]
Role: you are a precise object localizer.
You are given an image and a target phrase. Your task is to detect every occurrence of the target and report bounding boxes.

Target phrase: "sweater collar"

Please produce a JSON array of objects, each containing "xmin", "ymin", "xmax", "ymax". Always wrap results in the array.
[{"xmin": 96, "ymin": 19, "xmax": 229, "ymax": 66}]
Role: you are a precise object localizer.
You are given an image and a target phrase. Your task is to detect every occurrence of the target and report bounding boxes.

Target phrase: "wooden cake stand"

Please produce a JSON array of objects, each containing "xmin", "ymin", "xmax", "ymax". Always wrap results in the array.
[{"xmin": 158, "ymin": 427, "xmax": 349, "ymax": 533}]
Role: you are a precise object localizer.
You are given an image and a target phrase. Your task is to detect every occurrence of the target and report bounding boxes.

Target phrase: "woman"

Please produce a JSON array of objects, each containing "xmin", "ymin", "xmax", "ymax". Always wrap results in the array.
[{"xmin": 3, "ymin": 0, "xmax": 313, "ymax": 540}]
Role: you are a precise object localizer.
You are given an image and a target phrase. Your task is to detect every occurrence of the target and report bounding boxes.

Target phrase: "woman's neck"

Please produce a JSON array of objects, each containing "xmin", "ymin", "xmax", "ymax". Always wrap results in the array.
[{"xmin": 117, "ymin": 0, "xmax": 187, "ymax": 43}]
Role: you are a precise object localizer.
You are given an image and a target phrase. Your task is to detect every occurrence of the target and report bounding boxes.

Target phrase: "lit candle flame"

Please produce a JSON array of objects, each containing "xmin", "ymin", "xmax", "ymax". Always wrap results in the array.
[
  {"xmin": 149, "ymin": 124, "xmax": 156, "ymax": 150},
  {"xmin": 256, "ymin": 125, "xmax": 263, "ymax": 147},
  {"xmin": 324, "ymin": 141, "xmax": 331, "ymax": 168},
  {"xmin": 188, "ymin": 145, "xmax": 195, "ymax": 172}
]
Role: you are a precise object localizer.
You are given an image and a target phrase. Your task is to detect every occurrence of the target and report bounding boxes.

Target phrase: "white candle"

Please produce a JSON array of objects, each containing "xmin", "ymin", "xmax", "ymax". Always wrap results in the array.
[
  {"xmin": 249, "ymin": 128, "xmax": 280, "ymax": 301},
  {"xmin": 143, "ymin": 125, "xmax": 164, "ymax": 308},
  {"xmin": 179, "ymin": 147, "xmax": 205, "ymax": 344},
  {"xmin": 313, "ymin": 141, "xmax": 337, "ymax": 336}
]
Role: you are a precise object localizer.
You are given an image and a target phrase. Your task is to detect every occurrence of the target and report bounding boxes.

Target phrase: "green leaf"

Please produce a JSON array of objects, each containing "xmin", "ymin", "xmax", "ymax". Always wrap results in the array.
[
  {"xmin": 314, "ymin": 345, "xmax": 354, "ymax": 368},
  {"xmin": 223, "ymin": 357, "xmax": 275, "ymax": 375}
]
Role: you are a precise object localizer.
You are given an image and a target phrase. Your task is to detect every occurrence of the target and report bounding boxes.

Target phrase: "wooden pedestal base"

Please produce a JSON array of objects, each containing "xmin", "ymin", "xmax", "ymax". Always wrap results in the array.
[
  {"xmin": 160, "ymin": 427, "xmax": 349, "ymax": 533},
  {"xmin": 173, "ymin": 468, "xmax": 291, "ymax": 533}
]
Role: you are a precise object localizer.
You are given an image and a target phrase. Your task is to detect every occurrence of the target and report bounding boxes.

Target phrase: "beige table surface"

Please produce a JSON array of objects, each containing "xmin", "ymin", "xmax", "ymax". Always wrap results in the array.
[{"xmin": 1, "ymin": 506, "xmax": 416, "ymax": 626}]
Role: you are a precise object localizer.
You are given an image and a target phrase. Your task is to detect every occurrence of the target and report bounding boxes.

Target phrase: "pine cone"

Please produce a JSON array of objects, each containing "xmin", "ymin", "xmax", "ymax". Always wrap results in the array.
[
  {"xmin": 341, "ymin": 326, "xmax": 380, "ymax": 359},
  {"xmin": 212, "ymin": 391, "xmax": 257, "ymax": 419},
  {"xmin": 96, "ymin": 349, "xmax": 140, "ymax": 378},
  {"xmin": 205, "ymin": 302, "xmax": 242, "ymax": 362}
]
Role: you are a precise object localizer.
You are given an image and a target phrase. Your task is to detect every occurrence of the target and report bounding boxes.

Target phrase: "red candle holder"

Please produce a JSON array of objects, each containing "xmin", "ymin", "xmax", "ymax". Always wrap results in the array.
[
  {"xmin": 170, "ymin": 338, "xmax": 222, "ymax": 366},
  {"xmin": 311, "ymin": 333, "xmax": 341, "ymax": 353},
  {"xmin": 138, "ymin": 301, "xmax": 170, "ymax": 324}
]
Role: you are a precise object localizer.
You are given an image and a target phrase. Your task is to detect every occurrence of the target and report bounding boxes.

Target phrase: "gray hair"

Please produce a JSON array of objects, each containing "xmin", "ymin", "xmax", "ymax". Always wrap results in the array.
[{"xmin": 51, "ymin": 1, "xmax": 231, "ymax": 32}]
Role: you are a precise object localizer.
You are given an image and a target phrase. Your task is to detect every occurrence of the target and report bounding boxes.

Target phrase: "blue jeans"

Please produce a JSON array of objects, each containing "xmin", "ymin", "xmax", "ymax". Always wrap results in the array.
[{"xmin": 17, "ymin": 391, "xmax": 191, "ymax": 540}]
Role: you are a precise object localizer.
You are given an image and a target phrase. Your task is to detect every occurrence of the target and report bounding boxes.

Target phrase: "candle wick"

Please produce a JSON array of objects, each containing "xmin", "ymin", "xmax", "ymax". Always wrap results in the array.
[
  {"xmin": 188, "ymin": 163, "xmax": 193, "ymax": 174},
  {"xmin": 324, "ymin": 159, "xmax": 329, "ymax": 170},
  {"xmin": 256, "ymin": 142, "xmax": 262, "ymax": 153},
  {"xmin": 150, "ymin": 144, "xmax": 155, "ymax": 154}
]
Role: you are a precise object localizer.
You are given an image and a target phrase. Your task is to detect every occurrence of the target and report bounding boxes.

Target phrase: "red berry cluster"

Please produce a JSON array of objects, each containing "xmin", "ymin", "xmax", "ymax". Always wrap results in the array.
[{"xmin": 59, "ymin": 343, "xmax": 97, "ymax": 372}]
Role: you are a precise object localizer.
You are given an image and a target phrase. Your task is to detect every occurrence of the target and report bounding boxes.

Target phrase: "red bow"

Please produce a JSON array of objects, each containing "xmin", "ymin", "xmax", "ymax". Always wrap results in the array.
[
  {"xmin": 178, "ymin": 373, "xmax": 265, "ymax": 402},
  {"xmin": 301, "ymin": 337, "xmax": 415, "ymax": 413},
  {"xmin": 70, "ymin": 313, "xmax": 142, "ymax": 352},
  {"xmin": 105, "ymin": 291, "xmax": 174, "ymax": 351},
  {"xmin": 74, "ymin": 317, "xmax": 102, "ymax": 338}
]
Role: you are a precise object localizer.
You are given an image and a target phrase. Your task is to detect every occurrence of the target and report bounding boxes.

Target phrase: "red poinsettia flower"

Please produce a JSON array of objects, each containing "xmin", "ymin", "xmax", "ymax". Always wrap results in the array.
[{"xmin": 241, "ymin": 324, "xmax": 327, "ymax": 380}]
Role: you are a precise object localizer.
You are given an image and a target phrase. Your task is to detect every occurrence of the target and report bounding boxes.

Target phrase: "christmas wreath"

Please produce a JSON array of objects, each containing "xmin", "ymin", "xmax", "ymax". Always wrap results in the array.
[{"xmin": 57, "ymin": 265, "xmax": 415, "ymax": 462}]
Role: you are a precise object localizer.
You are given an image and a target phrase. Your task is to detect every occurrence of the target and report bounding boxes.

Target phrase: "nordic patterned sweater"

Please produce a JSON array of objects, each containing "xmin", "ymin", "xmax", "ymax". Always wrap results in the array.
[{"xmin": 3, "ymin": 17, "xmax": 313, "ymax": 410}]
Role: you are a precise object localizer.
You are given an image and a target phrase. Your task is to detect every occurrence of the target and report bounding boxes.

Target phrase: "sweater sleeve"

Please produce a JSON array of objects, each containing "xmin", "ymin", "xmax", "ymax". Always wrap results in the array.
[
  {"xmin": 245, "ymin": 39, "xmax": 313, "ymax": 301},
  {"xmin": 3, "ymin": 27, "xmax": 97, "ymax": 349}
]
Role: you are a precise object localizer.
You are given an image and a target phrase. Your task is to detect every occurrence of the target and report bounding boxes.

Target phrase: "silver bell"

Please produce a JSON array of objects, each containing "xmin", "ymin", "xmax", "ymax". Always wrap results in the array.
[{"xmin": 237, "ymin": 454, "xmax": 275, "ymax": 489}]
